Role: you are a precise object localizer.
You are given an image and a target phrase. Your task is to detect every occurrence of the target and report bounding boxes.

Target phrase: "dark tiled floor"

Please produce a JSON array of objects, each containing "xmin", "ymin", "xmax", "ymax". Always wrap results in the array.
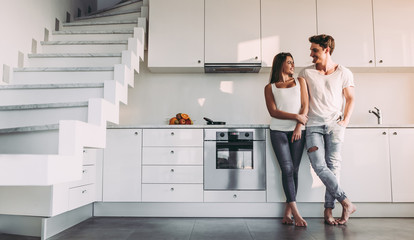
[{"xmin": 1, "ymin": 217, "xmax": 414, "ymax": 240}]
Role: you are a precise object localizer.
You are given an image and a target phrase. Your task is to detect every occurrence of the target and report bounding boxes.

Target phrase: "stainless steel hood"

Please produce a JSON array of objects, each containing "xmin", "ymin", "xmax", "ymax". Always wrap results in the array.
[{"xmin": 204, "ymin": 63, "xmax": 261, "ymax": 73}]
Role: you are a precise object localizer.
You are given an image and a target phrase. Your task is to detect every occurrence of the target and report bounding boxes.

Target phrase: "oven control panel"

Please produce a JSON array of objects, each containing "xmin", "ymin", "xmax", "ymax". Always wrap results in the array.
[{"xmin": 216, "ymin": 131, "xmax": 253, "ymax": 141}]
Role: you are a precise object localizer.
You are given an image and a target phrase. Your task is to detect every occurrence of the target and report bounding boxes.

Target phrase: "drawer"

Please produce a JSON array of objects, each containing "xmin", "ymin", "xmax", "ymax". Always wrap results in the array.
[
  {"xmin": 83, "ymin": 149, "xmax": 97, "ymax": 165},
  {"xmin": 142, "ymin": 184, "xmax": 203, "ymax": 202},
  {"xmin": 204, "ymin": 191, "xmax": 266, "ymax": 203},
  {"xmin": 69, "ymin": 165, "xmax": 96, "ymax": 188},
  {"xmin": 68, "ymin": 184, "xmax": 95, "ymax": 210},
  {"xmin": 142, "ymin": 166, "xmax": 203, "ymax": 183},
  {"xmin": 142, "ymin": 147, "xmax": 203, "ymax": 165},
  {"xmin": 143, "ymin": 129, "xmax": 203, "ymax": 147}
]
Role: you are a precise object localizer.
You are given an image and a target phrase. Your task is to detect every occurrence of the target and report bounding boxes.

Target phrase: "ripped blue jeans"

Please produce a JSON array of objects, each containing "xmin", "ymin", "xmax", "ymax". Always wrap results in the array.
[{"xmin": 305, "ymin": 123, "xmax": 347, "ymax": 209}]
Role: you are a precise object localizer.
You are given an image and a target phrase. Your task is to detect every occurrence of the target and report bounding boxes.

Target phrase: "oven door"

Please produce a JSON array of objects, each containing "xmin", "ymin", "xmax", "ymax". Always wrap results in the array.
[{"xmin": 204, "ymin": 140, "xmax": 266, "ymax": 190}]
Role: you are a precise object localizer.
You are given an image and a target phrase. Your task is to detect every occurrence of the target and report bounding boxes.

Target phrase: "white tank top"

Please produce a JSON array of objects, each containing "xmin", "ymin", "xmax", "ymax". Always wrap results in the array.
[{"xmin": 270, "ymin": 78, "xmax": 304, "ymax": 131}]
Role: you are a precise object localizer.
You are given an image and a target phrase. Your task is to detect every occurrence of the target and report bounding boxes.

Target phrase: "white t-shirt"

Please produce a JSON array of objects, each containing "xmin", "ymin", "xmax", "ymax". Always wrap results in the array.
[
  {"xmin": 270, "ymin": 78, "xmax": 305, "ymax": 131},
  {"xmin": 298, "ymin": 64, "xmax": 354, "ymax": 126}
]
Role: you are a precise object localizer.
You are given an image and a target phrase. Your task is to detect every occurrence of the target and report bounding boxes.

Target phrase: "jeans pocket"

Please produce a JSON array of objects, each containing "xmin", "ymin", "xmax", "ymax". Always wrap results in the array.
[{"xmin": 332, "ymin": 123, "xmax": 345, "ymax": 143}]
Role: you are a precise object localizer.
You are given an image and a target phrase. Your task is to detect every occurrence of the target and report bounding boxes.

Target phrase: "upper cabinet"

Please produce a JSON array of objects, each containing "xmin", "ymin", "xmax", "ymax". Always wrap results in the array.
[
  {"xmin": 148, "ymin": 0, "xmax": 204, "ymax": 72},
  {"xmin": 317, "ymin": 0, "xmax": 375, "ymax": 67},
  {"xmin": 373, "ymin": 0, "xmax": 414, "ymax": 67},
  {"xmin": 317, "ymin": 0, "xmax": 414, "ymax": 67},
  {"xmin": 205, "ymin": 0, "xmax": 261, "ymax": 64},
  {"xmin": 261, "ymin": 0, "xmax": 317, "ymax": 67}
]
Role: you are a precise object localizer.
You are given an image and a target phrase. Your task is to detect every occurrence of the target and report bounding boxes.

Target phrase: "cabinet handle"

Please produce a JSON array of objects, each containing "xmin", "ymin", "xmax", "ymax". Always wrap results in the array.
[
  {"xmin": 382, "ymin": 132, "xmax": 387, "ymax": 135},
  {"xmin": 83, "ymin": 150, "xmax": 86, "ymax": 154},
  {"xmin": 170, "ymin": 150, "xmax": 174, "ymax": 154},
  {"xmin": 170, "ymin": 188, "xmax": 174, "ymax": 191},
  {"xmin": 198, "ymin": 60, "xmax": 201, "ymax": 64},
  {"xmin": 82, "ymin": 170, "xmax": 87, "ymax": 174},
  {"xmin": 82, "ymin": 190, "xmax": 87, "ymax": 194},
  {"xmin": 134, "ymin": 132, "xmax": 138, "ymax": 135},
  {"xmin": 255, "ymin": 56, "xmax": 258, "ymax": 60},
  {"xmin": 393, "ymin": 132, "xmax": 398, "ymax": 135},
  {"xmin": 233, "ymin": 194, "xmax": 237, "ymax": 199},
  {"xmin": 170, "ymin": 169, "xmax": 175, "ymax": 173},
  {"xmin": 369, "ymin": 60, "xmax": 373, "ymax": 63},
  {"xmin": 379, "ymin": 60, "xmax": 383, "ymax": 63},
  {"xmin": 171, "ymin": 132, "xmax": 175, "ymax": 136}
]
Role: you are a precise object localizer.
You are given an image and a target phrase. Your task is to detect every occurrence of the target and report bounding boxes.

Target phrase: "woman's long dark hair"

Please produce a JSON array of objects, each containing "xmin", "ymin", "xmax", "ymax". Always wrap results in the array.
[{"xmin": 269, "ymin": 52, "xmax": 293, "ymax": 84}]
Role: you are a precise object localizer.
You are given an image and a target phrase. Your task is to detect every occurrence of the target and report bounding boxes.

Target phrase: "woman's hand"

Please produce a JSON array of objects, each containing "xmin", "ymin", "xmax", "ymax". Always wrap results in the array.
[
  {"xmin": 291, "ymin": 126, "xmax": 302, "ymax": 143},
  {"xmin": 296, "ymin": 114, "xmax": 308, "ymax": 125}
]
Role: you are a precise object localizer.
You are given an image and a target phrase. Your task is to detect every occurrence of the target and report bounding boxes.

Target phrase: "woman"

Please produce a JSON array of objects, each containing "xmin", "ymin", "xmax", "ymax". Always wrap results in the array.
[{"xmin": 264, "ymin": 52, "xmax": 309, "ymax": 227}]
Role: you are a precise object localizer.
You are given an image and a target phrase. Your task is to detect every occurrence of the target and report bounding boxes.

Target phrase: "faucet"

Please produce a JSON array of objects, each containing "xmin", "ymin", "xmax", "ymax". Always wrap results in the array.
[{"xmin": 369, "ymin": 107, "xmax": 382, "ymax": 124}]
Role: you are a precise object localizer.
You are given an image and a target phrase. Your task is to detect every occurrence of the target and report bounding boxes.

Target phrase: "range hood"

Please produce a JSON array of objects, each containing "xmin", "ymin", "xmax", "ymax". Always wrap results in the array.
[{"xmin": 204, "ymin": 63, "xmax": 261, "ymax": 73}]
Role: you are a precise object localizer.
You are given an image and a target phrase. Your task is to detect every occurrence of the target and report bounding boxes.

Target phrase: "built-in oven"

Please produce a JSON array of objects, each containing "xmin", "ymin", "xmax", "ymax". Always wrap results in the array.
[{"xmin": 204, "ymin": 128, "xmax": 266, "ymax": 190}]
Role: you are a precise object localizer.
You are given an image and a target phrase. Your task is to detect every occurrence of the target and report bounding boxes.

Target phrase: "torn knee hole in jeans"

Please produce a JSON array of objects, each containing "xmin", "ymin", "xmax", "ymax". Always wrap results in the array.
[{"xmin": 307, "ymin": 146, "xmax": 318, "ymax": 153}]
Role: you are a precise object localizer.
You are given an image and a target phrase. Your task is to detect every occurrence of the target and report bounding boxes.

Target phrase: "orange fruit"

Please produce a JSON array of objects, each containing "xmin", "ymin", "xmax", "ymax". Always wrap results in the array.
[
  {"xmin": 169, "ymin": 117, "xmax": 177, "ymax": 125},
  {"xmin": 181, "ymin": 113, "xmax": 189, "ymax": 120}
]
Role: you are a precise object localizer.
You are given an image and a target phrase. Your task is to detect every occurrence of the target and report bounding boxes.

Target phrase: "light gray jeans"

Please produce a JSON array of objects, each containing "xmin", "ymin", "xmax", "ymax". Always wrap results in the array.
[{"xmin": 305, "ymin": 123, "xmax": 347, "ymax": 209}]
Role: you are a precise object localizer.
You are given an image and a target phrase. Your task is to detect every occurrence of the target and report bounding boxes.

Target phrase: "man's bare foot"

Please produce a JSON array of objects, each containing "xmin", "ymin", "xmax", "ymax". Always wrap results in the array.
[
  {"xmin": 337, "ymin": 199, "xmax": 357, "ymax": 225},
  {"xmin": 294, "ymin": 216, "xmax": 307, "ymax": 227},
  {"xmin": 324, "ymin": 208, "xmax": 337, "ymax": 225},
  {"xmin": 282, "ymin": 204, "xmax": 294, "ymax": 225}
]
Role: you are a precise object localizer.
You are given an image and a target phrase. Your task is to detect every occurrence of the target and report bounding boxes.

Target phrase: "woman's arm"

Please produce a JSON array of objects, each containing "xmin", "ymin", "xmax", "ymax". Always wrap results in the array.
[{"xmin": 291, "ymin": 77, "xmax": 309, "ymax": 142}]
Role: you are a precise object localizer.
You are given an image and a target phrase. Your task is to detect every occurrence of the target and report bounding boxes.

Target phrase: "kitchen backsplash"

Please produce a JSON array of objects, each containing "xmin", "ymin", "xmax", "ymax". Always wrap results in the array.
[{"xmin": 119, "ymin": 65, "xmax": 414, "ymax": 126}]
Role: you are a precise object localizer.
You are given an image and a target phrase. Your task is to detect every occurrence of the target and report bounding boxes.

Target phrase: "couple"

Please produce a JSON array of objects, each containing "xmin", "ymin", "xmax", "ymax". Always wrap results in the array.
[{"xmin": 264, "ymin": 34, "xmax": 356, "ymax": 227}]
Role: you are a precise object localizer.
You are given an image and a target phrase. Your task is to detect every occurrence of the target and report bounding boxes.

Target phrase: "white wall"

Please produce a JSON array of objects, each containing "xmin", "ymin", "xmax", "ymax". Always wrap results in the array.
[
  {"xmin": 0, "ymin": 0, "xmax": 96, "ymax": 83},
  {"xmin": 119, "ymin": 64, "xmax": 414, "ymax": 126}
]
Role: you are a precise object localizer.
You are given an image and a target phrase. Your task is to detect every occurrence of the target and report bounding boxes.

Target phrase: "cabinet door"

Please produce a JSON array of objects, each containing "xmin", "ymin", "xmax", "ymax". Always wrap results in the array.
[
  {"xmin": 143, "ymin": 129, "xmax": 203, "ymax": 147},
  {"xmin": 205, "ymin": 0, "xmax": 261, "ymax": 64},
  {"xmin": 148, "ymin": 0, "xmax": 204, "ymax": 71},
  {"xmin": 261, "ymin": 0, "xmax": 317, "ymax": 67},
  {"xmin": 373, "ymin": 0, "xmax": 414, "ymax": 67},
  {"xmin": 341, "ymin": 129, "xmax": 391, "ymax": 202},
  {"xmin": 317, "ymin": 0, "xmax": 375, "ymax": 67},
  {"xmin": 389, "ymin": 128, "xmax": 414, "ymax": 202},
  {"xmin": 103, "ymin": 129, "xmax": 142, "ymax": 202}
]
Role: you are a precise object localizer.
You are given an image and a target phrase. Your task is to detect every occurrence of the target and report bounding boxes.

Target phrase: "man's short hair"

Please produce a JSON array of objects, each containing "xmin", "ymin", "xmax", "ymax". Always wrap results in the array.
[{"xmin": 309, "ymin": 34, "xmax": 335, "ymax": 55}]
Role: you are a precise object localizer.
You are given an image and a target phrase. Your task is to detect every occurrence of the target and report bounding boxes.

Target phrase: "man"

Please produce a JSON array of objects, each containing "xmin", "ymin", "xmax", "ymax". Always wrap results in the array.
[{"xmin": 299, "ymin": 34, "xmax": 356, "ymax": 225}]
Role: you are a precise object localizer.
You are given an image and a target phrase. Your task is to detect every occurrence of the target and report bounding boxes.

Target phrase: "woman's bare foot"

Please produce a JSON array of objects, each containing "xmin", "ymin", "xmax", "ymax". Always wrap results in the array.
[
  {"xmin": 288, "ymin": 202, "xmax": 307, "ymax": 227},
  {"xmin": 294, "ymin": 216, "xmax": 307, "ymax": 227},
  {"xmin": 324, "ymin": 208, "xmax": 337, "ymax": 225},
  {"xmin": 337, "ymin": 199, "xmax": 357, "ymax": 225},
  {"xmin": 282, "ymin": 203, "xmax": 294, "ymax": 225}
]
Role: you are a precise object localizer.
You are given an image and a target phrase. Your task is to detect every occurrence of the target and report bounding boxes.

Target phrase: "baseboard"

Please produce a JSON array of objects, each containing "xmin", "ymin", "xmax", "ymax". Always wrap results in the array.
[{"xmin": 93, "ymin": 202, "xmax": 414, "ymax": 218}]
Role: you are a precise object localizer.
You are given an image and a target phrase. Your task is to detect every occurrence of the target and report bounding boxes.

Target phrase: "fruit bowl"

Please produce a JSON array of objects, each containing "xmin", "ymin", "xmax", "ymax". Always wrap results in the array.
[{"xmin": 169, "ymin": 113, "xmax": 193, "ymax": 125}]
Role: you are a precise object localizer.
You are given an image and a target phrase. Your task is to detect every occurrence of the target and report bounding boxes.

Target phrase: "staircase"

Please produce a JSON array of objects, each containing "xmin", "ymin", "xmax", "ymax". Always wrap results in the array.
[{"xmin": 0, "ymin": 0, "xmax": 147, "ymax": 186}]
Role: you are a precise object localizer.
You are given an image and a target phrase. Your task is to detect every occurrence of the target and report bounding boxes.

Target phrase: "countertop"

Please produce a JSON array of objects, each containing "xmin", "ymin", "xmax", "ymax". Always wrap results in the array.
[{"xmin": 107, "ymin": 123, "xmax": 414, "ymax": 129}]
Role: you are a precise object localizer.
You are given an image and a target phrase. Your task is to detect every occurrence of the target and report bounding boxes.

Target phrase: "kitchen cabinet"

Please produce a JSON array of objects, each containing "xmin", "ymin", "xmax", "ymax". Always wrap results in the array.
[
  {"xmin": 261, "ymin": 0, "xmax": 317, "ymax": 67},
  {"xmin": 103, "ymin": 129, "xmax": 142, "ymax": 202},
  {"xmin": 317, "ymin": 0, "xmax": 375, "ymax": 67},
  {"xmin": 340, "ymin": 129, "xmax": 392, "ymax": 202},
  {"xmin": 148, "ymin": 0, "xmax": 204, "ymax": 72},
  {"xmin": 205, "ymin": 0, "xmax": 261, "ymax": 64},
  {"xmin": 142, "ymin": 129, "xmax": 203, "ymax": 202},
  {"xmin": 389, "ymin": 128, "xmax": 414, "ymax": 202},
  {"xmin": 372, "ymin": 0, "xmax": 414, "ymax": 67}
]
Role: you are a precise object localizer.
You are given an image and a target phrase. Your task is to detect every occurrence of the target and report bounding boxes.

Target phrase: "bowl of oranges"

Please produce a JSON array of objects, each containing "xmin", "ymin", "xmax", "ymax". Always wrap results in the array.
[{"xmin": 169, "ymin": 113, "xmax": 193, "ymax": 125}]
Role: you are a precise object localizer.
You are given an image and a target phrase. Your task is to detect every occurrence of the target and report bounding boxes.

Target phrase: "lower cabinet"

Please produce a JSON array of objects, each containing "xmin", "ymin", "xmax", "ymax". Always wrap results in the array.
[
  {"xmin": 103, "ymin": 129, "xmax": 142, "ymax": 202},
  {"xmin": 142, "ymin": 184, "xmax": 203, "ymax": 202},
  {"xmin": 204, "ymin": 191, "xmax": 266, "ymax": 203}
]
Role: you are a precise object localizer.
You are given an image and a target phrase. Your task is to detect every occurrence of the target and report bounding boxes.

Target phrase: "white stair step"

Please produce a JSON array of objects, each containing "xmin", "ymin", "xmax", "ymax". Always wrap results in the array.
[
  {"xmin": 0, "ymin": 83, "xmax": 104, "ymax": 105},
  {"xmin": 74, "ymin": 9, "xmax": 141, "ymax": 22},
  {"xmin": 26, "ymin": 53, "xmax": 122, "ymax": 67},
  {"xmin": 12, "ymin": 67, "xmax": 114, "ymax": 84},
  {"xmin": 61, "ymin": 20, "xmax": 138, "ymax": 31},
  {"xmin": 91, "ymin": 0, "xmax": 143, "ymax": 15},
  {"xmin": 0, "ymin": 102, "xmax": 89, "ymax": 129},
  {"xmin": 0, "ymin": 124, "xmax": 59, "ymax": 154},
  {"xmin": 51, "ymin": 30, "xmax": 133, "ymax": 41},
  {"xmin": 40, "ymin": 40, "xmax": 128, "ymax": 54}
]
